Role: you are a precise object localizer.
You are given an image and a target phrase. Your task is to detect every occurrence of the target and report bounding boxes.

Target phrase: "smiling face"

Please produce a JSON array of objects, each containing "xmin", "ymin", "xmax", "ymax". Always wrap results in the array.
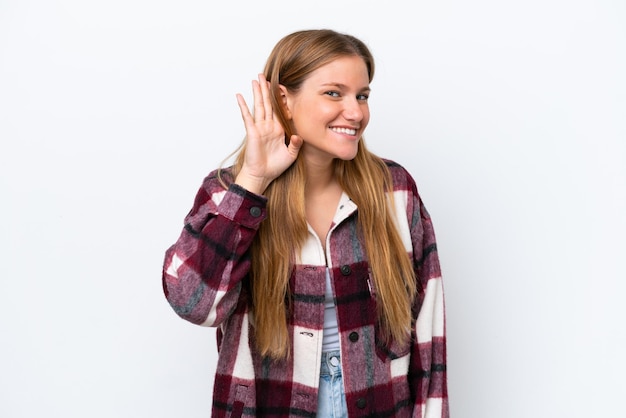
[{"xmin": 281, "ymin": 55, "xmax": 371, "ymax": 167}]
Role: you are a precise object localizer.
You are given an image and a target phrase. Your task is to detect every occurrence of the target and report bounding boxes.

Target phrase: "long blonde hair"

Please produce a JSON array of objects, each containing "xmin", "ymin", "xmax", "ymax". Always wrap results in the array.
[{"xmin": 222, "ymin": 29, "xmax": 416, "ymax": 359}]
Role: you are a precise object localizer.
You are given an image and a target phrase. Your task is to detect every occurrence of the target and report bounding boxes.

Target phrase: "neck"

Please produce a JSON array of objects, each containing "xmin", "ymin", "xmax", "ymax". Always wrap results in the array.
[{"xmin": 304, "ymin": 157, "xmax": 336, "ymax": 193}]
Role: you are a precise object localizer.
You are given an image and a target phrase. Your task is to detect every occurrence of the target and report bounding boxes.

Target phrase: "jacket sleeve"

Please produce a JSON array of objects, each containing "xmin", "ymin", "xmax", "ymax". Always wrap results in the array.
[
  {"xmin": 162, "ymin": 171, "xmax": 267, "ymax": 327},
  {"xmin": 406, "ymin": 174, "xmax": 449, "ymax": 417}
]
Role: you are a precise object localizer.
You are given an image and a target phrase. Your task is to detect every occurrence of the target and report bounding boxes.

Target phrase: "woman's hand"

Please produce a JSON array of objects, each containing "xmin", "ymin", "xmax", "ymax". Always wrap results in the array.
[{"xmin": 234, "ymin": 74, "xmax": 302, "ymax": 195}]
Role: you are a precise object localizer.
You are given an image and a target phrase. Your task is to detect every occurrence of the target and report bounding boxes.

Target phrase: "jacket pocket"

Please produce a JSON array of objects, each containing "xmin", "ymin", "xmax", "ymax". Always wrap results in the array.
[
  {"xmin": 375, "ymin": 332, "xmax": 411, "ymax": 362},
  {"xmin": 228, "ymin": 384, "xmax": 248, "ymax": 418},
  {"xmin": 367, "ymin": 270, "xmax": 412, "ymax": 362}
]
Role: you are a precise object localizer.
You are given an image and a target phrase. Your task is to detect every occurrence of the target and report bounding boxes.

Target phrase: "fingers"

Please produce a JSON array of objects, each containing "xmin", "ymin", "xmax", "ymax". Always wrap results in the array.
[
  {"xmin": 236, "ymin": 74, "xmax": 278, "ymax": 140},
  {"xmin": 252, "ymin": 78, "xmax": 264, "ymax": 122},
  {"xmin": 236, "ymin": 93, "xmax": 254, "ymax": 127},
  {"xmin": 252, "ymin": 74, "xmax": 272, "ymax": 122},
  {"xmin": 259, "ymin": 75, "xmax": 273, "ymax": 121}
]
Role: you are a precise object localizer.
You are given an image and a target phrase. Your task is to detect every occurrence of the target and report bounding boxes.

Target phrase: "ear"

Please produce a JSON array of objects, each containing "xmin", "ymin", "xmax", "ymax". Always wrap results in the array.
[{"xmin": 278, "ymin": 84, "xmax": 292, "ymax": 120}]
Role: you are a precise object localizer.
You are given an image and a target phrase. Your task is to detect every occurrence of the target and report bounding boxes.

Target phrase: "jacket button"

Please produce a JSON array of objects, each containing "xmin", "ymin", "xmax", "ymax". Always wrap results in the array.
[
  {"xmin": 340, "ymin": 265, "xmax": 351, "ymax": 275},
  {"xmin": 349, "ymin": 332, "xmax": 359, "ymax": 342},
  {"xmin": 356, "ymin": 398, "xmax": 366, "ymax": 409},
  {"xmin": 249, "ymin": 206, "xmax": 262, "ymax": 217}
]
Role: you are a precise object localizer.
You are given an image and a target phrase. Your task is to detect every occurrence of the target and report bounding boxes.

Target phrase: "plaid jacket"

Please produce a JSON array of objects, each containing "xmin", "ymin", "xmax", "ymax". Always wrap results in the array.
[{"xmin": 162, "ymin": 160, "xmax": 448, "ymax": 417}]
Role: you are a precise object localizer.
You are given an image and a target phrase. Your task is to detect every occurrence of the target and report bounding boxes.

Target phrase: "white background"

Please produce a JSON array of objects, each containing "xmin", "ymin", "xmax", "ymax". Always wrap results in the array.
[{"xmin": 1, "ymin": 0, "xmax": 625, "ymax": 417}]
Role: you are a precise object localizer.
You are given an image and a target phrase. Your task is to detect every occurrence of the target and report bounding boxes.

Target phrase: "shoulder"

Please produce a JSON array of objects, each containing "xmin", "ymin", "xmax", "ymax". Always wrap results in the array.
[{"xmin": 381, "ymin": 158, "xmax": 419, "ymax": 195}]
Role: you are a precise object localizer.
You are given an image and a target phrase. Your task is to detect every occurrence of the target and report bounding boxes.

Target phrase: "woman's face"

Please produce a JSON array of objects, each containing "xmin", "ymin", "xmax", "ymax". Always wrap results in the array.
[{"xmin": 282, "ymin": 55, "xmax": 371, "ymax": 166}]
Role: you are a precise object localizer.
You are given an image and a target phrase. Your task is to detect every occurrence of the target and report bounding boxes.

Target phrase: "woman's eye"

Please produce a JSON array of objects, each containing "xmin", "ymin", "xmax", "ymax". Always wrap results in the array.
[
  {"xmin": 325, "ymin": 91, "xmax": 340, "ymax": 97},
  {"xmin": 357, "ymin": 94, "xmax": 369, "ymax": 101}
]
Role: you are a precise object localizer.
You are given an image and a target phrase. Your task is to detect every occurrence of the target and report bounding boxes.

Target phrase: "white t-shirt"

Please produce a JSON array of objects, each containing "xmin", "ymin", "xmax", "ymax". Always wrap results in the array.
[{"xmin": 322, "ymin": 267, "xmax": 340, "ymax": 351}]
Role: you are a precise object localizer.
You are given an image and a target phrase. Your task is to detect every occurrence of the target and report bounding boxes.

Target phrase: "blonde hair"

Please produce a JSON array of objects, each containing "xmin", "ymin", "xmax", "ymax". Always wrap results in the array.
[{"xmin": 222, "ymin": 29, "xmax": 416, "ymax": 359}]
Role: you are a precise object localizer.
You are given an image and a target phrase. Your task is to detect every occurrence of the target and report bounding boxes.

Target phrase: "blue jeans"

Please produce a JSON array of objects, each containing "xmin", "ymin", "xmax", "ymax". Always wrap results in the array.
[{"xmin": 317, "ymin": 350, "xmax": 348, "ymax": 418}]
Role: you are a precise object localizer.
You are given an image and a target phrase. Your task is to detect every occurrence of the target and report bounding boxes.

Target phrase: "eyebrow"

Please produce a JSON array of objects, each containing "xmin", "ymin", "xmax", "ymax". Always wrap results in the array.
[{"xmin": 321, "ymin": 82, "xmax": 371, "ymax": 92}]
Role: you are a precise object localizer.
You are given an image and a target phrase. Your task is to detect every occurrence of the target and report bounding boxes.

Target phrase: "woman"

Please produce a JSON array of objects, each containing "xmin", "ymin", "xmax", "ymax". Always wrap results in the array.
[{"xmin": 163, "ymin": 29, "xmax": 448, "ymax": 417}]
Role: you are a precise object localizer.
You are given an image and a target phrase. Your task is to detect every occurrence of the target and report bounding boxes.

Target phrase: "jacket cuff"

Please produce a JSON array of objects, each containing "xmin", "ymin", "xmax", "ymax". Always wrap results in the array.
[{"xmin": 218, "ymin": 183, "xmax": 268, "ymax": 229}]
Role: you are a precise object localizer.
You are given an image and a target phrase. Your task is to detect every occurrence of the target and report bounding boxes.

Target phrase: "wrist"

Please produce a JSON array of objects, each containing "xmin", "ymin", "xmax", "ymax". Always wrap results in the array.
[{"xmin": 234, "ymin": 171, "xmax": 271, "ymax": 195}]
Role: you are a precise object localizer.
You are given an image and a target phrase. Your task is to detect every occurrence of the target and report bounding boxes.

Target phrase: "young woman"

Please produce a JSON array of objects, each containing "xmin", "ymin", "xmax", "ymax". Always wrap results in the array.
[{"xmin": 162, "ymin": 29, "xmax": 448, "ymax": 417}]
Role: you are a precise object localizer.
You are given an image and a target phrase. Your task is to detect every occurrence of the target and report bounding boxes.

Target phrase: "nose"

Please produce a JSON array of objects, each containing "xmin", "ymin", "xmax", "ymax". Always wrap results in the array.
[{"xmin": 343, "ymin": 97, "xmax": 364, "ymax": 121}]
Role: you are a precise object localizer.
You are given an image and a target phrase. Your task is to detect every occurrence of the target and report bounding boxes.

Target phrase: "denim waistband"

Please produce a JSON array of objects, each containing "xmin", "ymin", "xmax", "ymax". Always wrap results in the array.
[{"xmin": 320, "ymin": 350, "xmax": 342, "ymax": 377}]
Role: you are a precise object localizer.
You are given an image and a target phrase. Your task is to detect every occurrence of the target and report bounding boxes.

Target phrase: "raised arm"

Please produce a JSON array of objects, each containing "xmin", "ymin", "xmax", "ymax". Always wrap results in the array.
[
  {"xmin": 162, "ymin": 176, "xmax": 267, "ymax": 326},
  {"xmin": 163, "ymin": 74, "xmax": 302, "ymax": 327}
]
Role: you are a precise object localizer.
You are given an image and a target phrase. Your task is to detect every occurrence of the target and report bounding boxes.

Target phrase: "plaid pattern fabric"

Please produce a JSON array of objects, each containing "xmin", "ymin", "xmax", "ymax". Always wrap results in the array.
[{"xmin": 163, "ymin": 160, "xmax": 448, "ymax": 417}]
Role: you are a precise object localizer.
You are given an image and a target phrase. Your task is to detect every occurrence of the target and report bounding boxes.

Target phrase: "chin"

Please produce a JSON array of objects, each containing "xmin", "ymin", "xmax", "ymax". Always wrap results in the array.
[
  {"xmin": 334, "ymin": 143, "xmax": 360, "ymax": 161},
  {"xmin": 336, "ymin": 151, "xmax": 359, "ymax": 161}
]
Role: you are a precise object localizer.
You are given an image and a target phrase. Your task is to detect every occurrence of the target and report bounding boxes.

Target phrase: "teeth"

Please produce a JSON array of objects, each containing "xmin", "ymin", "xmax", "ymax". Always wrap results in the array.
[{"xmin": 331, "ymin": 127, "xmax": 357, "ymax": 135}]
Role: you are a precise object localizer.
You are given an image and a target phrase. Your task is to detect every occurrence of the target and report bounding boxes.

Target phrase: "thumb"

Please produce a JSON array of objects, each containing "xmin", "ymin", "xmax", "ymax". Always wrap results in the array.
[{"xmin": 287, "ymin": 135, "xmax": 303, "ymax": 156}]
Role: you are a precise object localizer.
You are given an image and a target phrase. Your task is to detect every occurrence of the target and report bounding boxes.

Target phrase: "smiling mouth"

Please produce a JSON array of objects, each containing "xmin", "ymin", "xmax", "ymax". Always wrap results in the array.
[{"xmin": 330, "ymin": 127, "xmax": 357, "ymax": 136}]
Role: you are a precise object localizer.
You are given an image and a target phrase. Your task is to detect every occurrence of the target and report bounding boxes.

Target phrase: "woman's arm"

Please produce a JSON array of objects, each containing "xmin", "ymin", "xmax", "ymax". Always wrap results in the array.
[
  {"xmin": 405, "ymin": 175, "xmax": 449, "ymax": 417},
  {"xmin": 162, "ymin": 174, "xmax": 267, "ymax": 327}
]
